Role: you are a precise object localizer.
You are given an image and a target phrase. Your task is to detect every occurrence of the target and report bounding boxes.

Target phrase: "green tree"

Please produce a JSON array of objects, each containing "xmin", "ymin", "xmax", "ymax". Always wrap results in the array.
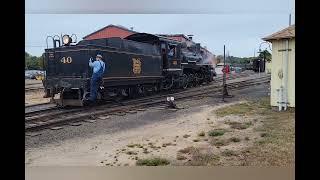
[
  {"xmin": 216, "ymin": 55, "xmax": 224, "ymax": 64},
  {"xmin": 25, "ymin": 52, "xmax": 43, "ymax": 70},
  {"xmin": 258, "ymin": 50, "xmax": 271, "ymax": 62}
]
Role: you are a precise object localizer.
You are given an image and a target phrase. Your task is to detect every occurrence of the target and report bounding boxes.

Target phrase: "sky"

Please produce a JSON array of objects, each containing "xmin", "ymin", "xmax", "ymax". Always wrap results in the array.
[{"xmin": 25, "ymin": 1, "xmax": 295, "ymax": 57}]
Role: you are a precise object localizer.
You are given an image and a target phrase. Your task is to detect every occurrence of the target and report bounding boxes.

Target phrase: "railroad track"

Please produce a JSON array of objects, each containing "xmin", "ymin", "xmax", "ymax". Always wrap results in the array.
[
  {"xmin": 25, "ymin": 74, "xmax": 270, "ymax": 133},
  {"xmin": 25, "ymin": 71, "xmax": 255, "ymax": 115},
  {"xmin": 25, "ymin": 103, "xmax": 57, "ymax": 115},
  {"xmin": 24, "ymin": 72, "xmax": 255, "ymax": 92},
  {"xmin": 25, "ymin": 83, "xmax": 44, "ymax": 91},
  {"xmin": 25, "ymin": 87, "xmax": 44, "ymax": 91}
]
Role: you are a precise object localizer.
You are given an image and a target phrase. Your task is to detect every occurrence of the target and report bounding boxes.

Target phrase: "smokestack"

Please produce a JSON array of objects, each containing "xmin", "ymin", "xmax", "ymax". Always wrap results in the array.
[{"xmin": 187, "ymin": 34, "xmax": 193, "ymax": 40}]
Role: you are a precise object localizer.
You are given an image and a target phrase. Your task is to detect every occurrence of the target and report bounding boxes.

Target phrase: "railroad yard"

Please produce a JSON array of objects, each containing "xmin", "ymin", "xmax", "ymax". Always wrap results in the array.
[{"xmin": 25, "ymin": 71, "xmax": 295, "ymax": 166}]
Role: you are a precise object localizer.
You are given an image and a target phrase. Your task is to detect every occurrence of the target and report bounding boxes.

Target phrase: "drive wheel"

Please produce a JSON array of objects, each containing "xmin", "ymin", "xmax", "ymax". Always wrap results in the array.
[{"xmin": 181, "ymin": 74, "xmax": 188, "ymax": 89}]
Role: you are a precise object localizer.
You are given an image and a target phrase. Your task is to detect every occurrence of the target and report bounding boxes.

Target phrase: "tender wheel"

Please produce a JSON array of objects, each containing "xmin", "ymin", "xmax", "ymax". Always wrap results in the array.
[{"xmin": 83, "ymin": 92, "xmax": 90, "ymax": 100}]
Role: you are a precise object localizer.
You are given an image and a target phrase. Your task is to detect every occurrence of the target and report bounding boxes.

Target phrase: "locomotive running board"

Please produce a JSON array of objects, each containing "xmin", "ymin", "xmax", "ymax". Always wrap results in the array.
[{"xmin": 51, "ymin": 98, "xmax": 84, "ymax": 107}]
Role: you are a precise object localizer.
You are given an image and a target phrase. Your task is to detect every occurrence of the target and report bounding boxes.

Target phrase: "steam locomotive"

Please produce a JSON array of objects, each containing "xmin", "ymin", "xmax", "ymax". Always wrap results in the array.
[{"xmin": 42, "ymin": 33, "xmax": 216, "ymax": 106}]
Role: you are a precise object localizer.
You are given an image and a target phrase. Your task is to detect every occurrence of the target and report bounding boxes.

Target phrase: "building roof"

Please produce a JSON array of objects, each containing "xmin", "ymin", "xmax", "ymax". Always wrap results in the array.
[
  {"xmin": 262, "ymin": 25, "xmax": 295, "ymax": 41},
  {"xmin": 83, "ymin": 24, "xmax": 138, "ymax": 39}
]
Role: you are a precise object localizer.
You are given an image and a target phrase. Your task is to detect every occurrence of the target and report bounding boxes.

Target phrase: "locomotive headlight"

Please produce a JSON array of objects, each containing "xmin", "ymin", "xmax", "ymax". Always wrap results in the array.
[{"xmin": 62, "ymin": 35, "xmax": 72, "ymax": 45}]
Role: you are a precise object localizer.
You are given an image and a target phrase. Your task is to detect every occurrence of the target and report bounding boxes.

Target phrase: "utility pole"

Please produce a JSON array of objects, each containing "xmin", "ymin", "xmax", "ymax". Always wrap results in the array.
[
  {"xmin": 222, "ymin": 45, "xmax": 226, "ymax": 102},
  {"xmin": 221, "ymin": 45, "xmax": 233, "ymax": 102},
  {"xmin": 289, "ymin": 14, "xmax": 291, "ymax": 26}
]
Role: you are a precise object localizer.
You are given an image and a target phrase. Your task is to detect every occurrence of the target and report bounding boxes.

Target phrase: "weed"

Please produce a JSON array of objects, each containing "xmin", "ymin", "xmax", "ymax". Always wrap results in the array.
[
  {"xmin": 198, "ymin": 131, "xmax": 205, "ymax": 137},
  {"xmin": 136, "ymin": 157, "xmax": 170, "ymax": 166},
  {"xmin": 230, "ymin": 137, "xmax": 241, "ymax": 142},
  {"xmin": 208, "ymin": 129, "xmax": 226, "ymax": 137},
  {"xmin": 183, "ymin": 134, "xmax": 191, "ymax": 138}
]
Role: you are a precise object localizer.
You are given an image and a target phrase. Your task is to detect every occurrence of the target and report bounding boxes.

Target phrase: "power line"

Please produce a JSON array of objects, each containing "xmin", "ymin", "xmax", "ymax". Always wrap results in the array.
[{"xmin": 25, "ymin": 46, "xmax": 46, "ymax": 48}]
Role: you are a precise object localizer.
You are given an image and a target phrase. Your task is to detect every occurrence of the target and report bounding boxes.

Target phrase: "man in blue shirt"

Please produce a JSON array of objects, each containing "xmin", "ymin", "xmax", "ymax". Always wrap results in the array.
[{"xmin": 87, "ymin": 54, "xmax": 106, "ymax": 102}]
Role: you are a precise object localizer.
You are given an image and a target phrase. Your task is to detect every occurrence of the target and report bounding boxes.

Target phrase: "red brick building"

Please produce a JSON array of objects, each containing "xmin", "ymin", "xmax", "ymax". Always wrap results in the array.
[
  {"xmin": 83, "ymin": 24, "xmax": 138, "ymax": 40},
  {"xmin": 83, "ymin": 25, "xmax": 215, "ymax": 65}
]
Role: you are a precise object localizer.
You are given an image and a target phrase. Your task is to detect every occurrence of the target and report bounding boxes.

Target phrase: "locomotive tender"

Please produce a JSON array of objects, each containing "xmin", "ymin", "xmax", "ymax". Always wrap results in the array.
[{"xmin": 43, "ymin": 33, "xmax": 216, "ymax": 106}]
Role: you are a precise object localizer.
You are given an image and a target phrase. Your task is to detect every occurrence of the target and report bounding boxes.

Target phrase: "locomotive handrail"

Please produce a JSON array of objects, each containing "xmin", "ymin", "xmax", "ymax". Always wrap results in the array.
[
  {"xmin": 53, "ymin": 35, "xmax": 61, "ymax": 48},
  {"xmin": 71, "ymin": 34, "xmax": 77, "ymax": 43},
  {"xmin": 46, "ymin": 35, "xmax": 61, "ymax": 49},
  {"xmin": 46, "ymin": 36, "xmax": 54, "ymax": 49}
]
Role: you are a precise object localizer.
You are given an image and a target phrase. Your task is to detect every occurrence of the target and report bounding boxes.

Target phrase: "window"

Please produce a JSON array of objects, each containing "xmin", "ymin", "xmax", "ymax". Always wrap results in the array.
[{"xmin": 168, "ymin": 44, "xmax": 176, "ymax": 57}]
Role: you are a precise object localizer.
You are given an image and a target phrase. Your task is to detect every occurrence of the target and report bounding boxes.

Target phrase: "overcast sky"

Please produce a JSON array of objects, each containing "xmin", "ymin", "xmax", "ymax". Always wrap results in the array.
[{"xmin": 25, "ymin": 1, "xmax": 295, "ymax": 57}]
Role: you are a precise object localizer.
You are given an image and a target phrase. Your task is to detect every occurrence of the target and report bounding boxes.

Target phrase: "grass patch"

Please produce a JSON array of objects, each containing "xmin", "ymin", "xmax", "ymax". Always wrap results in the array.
[
  {"xmin": 210, "ymin": 139, "xmax": 229, "ymax": 147},
  {"xmin": 162, "ymin": 143, "xmax": 172, "ymax": 147},
  {"xmin": 136, "ymin": 157, "xmax": 170, "ymax": 166},
  {"xmin": 245, "ymin": 121, "xmax": 253, "ymax": 126},
  {"xmin": 198, "ymin": 131, "xmax": 205, "ymax": 137},
  {"xmin": 178, "ymin": 146, "xmax": 197, "ymax": 154},
  {"xmin": 183, "ymin": 134, "xmax": 191, "ymax": 138},
  {"xmin": 208, "ymin": 129, "xmax": 226, "ymax": 137},
  {"xmin": 127, "ymin": 144, "xmax": 143, "ymax": 148},
  {"xmin": 260, "ymin": 132, "xmax": 270, "ymax": 137},
  {"xmin": 126, "ymin": 151, "xmax": 137, "ymax": 155},
  {"xmin": 227, "ymin": 121, "xmax": 251, "ymax": 130},
  {"xmin": 221, "ymin": 149, "xmax": 236, "ymax": 157},
  {"xmin": 143, "ymin": 149, "xmax": 150, "ymax": 154},
  {"xmin": 185, "ymin": 152, "xmax": 220, "ymax": 166},
  {"xmin": 215, "ymin": 102, "xmax": 254, "ymax": 117},
  {"xmin": 230, "ymin": 137, "xmax": 241, "ymax": 142},
  {"xmin": 148, "ymin": 143, "xmax": 161, "ymax": 150},
  {"xmin": 177, "ymin": 147, "xmax": 220, "ymax": 166},
  {"xmin": 238, "ymin": 98, "xmax": 295, "ymax": 166},
  {"xmin": 176, "ymin": 154, "xmax": 187, "ymax": 160}
]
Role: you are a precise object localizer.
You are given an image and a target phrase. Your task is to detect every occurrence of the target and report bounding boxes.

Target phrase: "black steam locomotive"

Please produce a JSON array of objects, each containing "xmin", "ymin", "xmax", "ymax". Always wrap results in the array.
[{"xmin": 42, "ymin": 33, "xmax": 216, "ymax": 106}]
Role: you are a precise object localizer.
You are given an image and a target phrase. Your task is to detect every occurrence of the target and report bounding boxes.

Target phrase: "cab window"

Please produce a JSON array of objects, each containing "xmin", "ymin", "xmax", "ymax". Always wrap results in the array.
[{"xmin": 168, "ymin": 44, "xmax": 176, "ymax": 58}]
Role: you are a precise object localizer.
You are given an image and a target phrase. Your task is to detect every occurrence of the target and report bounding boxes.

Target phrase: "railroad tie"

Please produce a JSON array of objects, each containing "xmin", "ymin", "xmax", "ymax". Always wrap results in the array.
[
  {"xmin": 98, "ymin": 116, "xmax": 110, "ymax": 120},
  {"xmin": 26, "ymin": 132, "xmax": 42, "ymax": 137},
  {"xmin": 50, "ymin": 126, "xmax": 63, "ymax": 130},
  {"xmin": 84, "ymin": 120, "xmax": 97, "ymax": 123},
  {"xmin": 126, "ymin": 110, "xmax": 137, "ymax": 114},
  {"xmin": 69, "ymin": 122, "xmax": 82, "ymax": 126}
]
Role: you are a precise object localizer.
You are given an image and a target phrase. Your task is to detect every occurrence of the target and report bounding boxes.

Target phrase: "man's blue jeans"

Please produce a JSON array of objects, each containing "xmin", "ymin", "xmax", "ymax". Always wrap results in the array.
[{"xmin": 89, "ymin": 73, "xmax": 102, "ymax": 101}]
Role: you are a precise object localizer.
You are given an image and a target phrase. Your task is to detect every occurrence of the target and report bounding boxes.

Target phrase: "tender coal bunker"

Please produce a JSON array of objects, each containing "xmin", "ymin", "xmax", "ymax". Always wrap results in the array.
[
  {"xmin": 106, "ymin": 37, "xmax": 123, "ymax": 48},
  {"xmin": 125, "ymin": 33, "xmax": 160, "ymax": 44},
  {"xmin": 77, "ymin": 38, "xmax": 109, "ymax": 47},
  {"xmin": 76, "ymin": 36, "xmax": 160, "ymax": 56}
]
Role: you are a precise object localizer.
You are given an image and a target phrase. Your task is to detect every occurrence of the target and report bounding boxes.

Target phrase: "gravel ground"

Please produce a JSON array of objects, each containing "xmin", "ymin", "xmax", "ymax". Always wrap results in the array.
[{"xmin": 25, "ymin": 83, "xmax": 270, "ymax": 166}]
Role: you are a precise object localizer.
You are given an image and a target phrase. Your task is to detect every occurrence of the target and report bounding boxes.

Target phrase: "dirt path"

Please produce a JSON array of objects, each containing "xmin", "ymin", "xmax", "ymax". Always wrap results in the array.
[
  {"xmin": 26, "ymin": 83, "xmax": 294, "ymax": 166},
  {"xmin": 25, "ymin": 90, "xmax": 49, "ymax": 105},
  {"xmin": 25, "ymin": 100, "xmax": 265, "ymax": 166}
]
